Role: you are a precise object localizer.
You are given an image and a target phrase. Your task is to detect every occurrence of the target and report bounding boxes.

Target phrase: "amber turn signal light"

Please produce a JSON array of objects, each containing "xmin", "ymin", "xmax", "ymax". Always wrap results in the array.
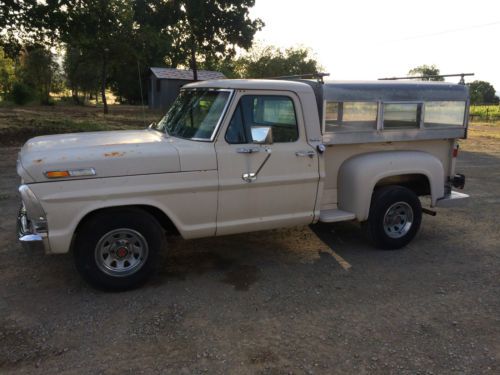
[
  {"xmin": 45, "ymin": 168, "xmax": 96, "ymax": 179},
  {"xmin": 45, "ymin": 170, "xmax": 70, "ymax": 178}
]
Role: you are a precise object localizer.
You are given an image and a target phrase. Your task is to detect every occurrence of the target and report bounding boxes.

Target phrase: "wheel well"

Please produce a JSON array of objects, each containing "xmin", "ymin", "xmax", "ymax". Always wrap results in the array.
[
  {"xmin": 74, "ymin": 205, "xmax": 180, "ymax": 238},
  {"xmin": 375, "ymin": 174, "xmax": 430, "ymax": 197}
]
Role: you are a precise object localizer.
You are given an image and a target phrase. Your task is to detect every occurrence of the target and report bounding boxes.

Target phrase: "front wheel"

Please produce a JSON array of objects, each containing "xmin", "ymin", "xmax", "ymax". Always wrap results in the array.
[
  {"xmin": 364, "ymin": 186, "xmax": 422, "ymax": 250},
  {"xmin": 74, "ymin": 208, "xmax": 165, "ymax": 290}
]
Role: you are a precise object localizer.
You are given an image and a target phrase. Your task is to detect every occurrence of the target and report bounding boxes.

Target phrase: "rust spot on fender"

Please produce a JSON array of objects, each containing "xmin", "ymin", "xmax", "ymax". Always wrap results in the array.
[{"xmin": 104, "ymin": 151, "xmax": 125, "ymax": 158}]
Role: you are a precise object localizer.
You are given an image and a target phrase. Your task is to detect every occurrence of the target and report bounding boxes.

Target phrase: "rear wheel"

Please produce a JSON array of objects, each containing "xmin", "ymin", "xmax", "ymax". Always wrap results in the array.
[
  {"xmin": 364, "ymin": 186, "xmax": 422, "ymax": 250},
  {"xmin": 74, "ymin": 208, "xmax": 165, "ymax": 290}
]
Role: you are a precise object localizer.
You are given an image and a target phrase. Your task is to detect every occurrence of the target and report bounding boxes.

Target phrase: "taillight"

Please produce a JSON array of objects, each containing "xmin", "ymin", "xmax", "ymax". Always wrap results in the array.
[{"xmin": 452, "ymin": 144, "xmax": 459, "ymax": 158}]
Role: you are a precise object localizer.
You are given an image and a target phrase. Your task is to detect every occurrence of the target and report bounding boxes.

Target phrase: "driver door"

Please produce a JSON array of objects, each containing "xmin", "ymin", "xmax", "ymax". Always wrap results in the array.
[{"xmin": 215, "ymin": 90, "xmax": 320, "ymax": 236}]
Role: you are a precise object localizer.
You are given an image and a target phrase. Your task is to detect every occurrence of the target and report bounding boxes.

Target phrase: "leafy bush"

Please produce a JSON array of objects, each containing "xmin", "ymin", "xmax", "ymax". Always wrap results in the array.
[
  {"xmin": 468, "ymin": 81, "xmax": 499, "ymax": 105},
  {"xmin": 10, "ymin": 82, "xmax": 34, "ymax": 105}
]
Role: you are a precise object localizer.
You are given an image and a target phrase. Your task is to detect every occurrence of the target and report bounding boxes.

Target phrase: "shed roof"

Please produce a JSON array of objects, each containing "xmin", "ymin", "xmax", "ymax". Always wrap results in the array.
[{"xmin": 150, "ymin": 67, "xmax": 225, "ymax": 81}]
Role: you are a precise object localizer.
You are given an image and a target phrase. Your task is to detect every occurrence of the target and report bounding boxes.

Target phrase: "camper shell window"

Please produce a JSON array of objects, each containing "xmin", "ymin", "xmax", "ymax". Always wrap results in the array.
[
  {"xmin": 424, "ymin": 101, "xmax": 466, "ymax": 127},
  {"xmin": 383, "ymin": 103, "xmax": 422, "ymax": 129},
  {"xmin": 325, "ymin": 102, "xmax": 378, "ymax": 132}
]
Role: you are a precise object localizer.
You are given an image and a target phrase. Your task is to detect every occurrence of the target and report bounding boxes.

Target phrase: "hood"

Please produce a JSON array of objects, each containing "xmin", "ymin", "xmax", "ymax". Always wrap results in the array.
[{"xmin": 18, "ymin": 130, "xmax": 181, "ymax": 183}]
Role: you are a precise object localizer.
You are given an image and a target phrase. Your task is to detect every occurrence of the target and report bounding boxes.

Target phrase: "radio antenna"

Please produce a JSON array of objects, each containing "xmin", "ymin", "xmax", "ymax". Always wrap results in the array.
[{"xmin": 136, "ymin": 59, "xmax": 147, "ymax": 127}]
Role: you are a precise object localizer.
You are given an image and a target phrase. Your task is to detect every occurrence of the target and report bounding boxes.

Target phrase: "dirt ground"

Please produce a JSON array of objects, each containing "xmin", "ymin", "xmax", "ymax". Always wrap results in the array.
[{"xmin": 0, "ymin": 124, "xmax": 498, "ymax": 374}]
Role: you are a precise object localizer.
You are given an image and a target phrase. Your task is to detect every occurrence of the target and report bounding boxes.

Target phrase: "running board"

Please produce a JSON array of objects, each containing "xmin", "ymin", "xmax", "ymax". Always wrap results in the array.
[{"xmin": 319, "ymin": 209, "xmax": 356, "ymax": 223}]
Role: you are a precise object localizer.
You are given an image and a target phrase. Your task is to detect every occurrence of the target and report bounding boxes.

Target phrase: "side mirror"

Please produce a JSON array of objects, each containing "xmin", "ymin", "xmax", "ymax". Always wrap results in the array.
[
  {"xmin": 251, "ymin": 126, "xmax": 273, "ymax": 144},
  {"xmin": 147, "ymin": 122, "xmax": 156, "ymax": 130}
]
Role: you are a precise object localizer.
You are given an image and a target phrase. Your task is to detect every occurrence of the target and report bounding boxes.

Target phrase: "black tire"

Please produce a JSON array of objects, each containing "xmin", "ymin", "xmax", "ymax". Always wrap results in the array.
[
  {"xmin": 74, "ymin": 208, "xmax": 165, "ymax": 291},
  {"xmin": 364, "ymin": 185, "xmax": 422, "ymax": 250}
]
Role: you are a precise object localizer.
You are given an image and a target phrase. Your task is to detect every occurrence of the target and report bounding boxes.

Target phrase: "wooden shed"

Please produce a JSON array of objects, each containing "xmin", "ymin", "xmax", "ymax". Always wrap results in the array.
[{"xmin": 148, "ymin": 67, "xmax": 225, "ymax": 111}]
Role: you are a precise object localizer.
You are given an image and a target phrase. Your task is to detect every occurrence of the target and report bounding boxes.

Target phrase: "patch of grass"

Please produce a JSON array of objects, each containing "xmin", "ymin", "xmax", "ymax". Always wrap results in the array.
[
  {"xmin": 461, "ymin": 122, "xmax": 500, "ymax": 153},
  {"xmin": 468, "ymin": 126, "xmax": 500, "ymax": 140},
  {"xmin": 0, "ymin": 100, "xmax": 14, "ymax": 107},
  {"xmin": 469, "ymin": 120, "xmax": 500, "ymax": 128},
  {"xmin": 20, "ymin": 118, "xmax": 123, "ymax": 133},
  {"xmin": 0, "ymin": 104, "xmax": 162, "ymax": 145}
]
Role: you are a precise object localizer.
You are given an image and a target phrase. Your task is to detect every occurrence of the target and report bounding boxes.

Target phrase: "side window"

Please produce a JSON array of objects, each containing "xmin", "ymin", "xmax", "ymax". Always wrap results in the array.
[
  {"xmin": 383, "ymin": 103, "xmax": 422, "ymax": 129},
  {"xmin": 324, "ymin": 101, "xmax": 378, "ymax": 132},
  {"xmin": 424, "ymin": 101, "xmax": 466, "ymax": 127},
  {"xmin": 225, "ymin": 95, "xmax": 299, "ymax": 144}
]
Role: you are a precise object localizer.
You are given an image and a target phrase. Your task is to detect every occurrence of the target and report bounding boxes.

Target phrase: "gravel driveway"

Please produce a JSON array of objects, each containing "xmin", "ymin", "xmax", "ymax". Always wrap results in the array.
[{"xmin": 0, "ymin": 140, "xmax": 498, "ymax": 374}]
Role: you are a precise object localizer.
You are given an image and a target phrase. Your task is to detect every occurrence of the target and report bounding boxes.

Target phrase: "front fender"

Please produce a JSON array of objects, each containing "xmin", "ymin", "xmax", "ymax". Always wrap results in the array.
[
  {"xmin": 338, "ymin": 151, "xmax": 445, "ymax": 221},
  {"xmin": 28, "ymin": 171, "xmax": 219, "ymax": 253}
]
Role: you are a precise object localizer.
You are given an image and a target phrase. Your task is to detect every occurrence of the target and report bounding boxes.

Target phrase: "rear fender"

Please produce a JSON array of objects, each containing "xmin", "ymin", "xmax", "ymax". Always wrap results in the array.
[{"xmin": 338, "ymin": 151, "xmax": 444, "ymax": 221}]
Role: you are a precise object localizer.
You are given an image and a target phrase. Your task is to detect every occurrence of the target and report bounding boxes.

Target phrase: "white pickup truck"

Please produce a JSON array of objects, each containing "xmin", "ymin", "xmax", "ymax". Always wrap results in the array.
[{"xmin": 17, "ymin": 79, "xmax": 469, "ymax": 289}]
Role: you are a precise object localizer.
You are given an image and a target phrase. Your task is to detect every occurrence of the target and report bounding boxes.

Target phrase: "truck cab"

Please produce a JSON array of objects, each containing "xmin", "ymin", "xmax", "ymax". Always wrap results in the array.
[{"xmin": 17, "ymin": 79, "xmax": 469, "ymax": 289}]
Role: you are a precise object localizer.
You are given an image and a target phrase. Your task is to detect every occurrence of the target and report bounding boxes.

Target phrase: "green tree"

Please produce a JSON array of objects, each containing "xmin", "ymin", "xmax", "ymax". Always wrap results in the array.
[
  {"xmin": 200, "ymin": 55, "xmax": 245, "ymax": 78},
  {"xmin": 64, "ymin": 46, "xmax": 101, "ymax": 104},
  {"xmin": 234, "ymin": 46, "xmax": 323, "ymax": 78},
  {"xmin": 0, "ymin": 47, "xmax": 15, "ymax": 99},
  {"xmin": 109, "ymin": 0, "xmax": 179, "ymax": 104},
  {"xmin": 171, "ymin": 0, "xmax": 263, "ymax": 80},
  {"xmin": 0, "ymin": 1, "xmax": 24, "ymax": 41},
  {"xmin": 2, "ymin": 0, "xmax": 264, "ymax": 107},
  {"xmin": 5, "ymin": 0, "xmax": 177, "ymax": 108},
  {"xmin": 408, "ymin": 64, "xmax": 444, "ymax": 81},
  {"xmin": 10, "ymin": 82, "xmax": 34, "ymax": 105},
  {"xmin": 467, "ymin": 80, "xmax": 499, "ymax": 104},
  {"xmin": 45, "ymin": 0, "xmax": 180, "ymax": 110},
  {"xmin": 0, "ymin": 0, "xmax": 56, "ymax": 51},
  {"xmin": 60, "ymin": 0, "xmax": 137, "ymax": 113},
  {"xmin": 20, "ymin": 46, "xmax": 59, "ymax": 104}
]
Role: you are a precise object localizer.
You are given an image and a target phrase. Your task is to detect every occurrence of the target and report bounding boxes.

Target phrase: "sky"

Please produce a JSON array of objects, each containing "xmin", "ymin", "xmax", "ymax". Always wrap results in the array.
[{"xmin": 249, "ymin": 0, "xmax": 500, "ymax": 91}]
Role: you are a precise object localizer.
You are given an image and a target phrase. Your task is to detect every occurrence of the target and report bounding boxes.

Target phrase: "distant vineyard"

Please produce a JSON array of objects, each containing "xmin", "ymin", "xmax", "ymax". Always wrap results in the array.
[{"xmin": 469, "ymin": 105, "xmax": 500, "ymax": 122}]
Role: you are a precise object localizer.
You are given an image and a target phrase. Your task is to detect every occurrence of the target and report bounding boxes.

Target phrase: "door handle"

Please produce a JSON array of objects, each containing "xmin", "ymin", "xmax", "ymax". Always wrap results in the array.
[
  {"xmin": 237, "ymin": 147, "xmax": 260, "ymax": 154},
  {"xmin": 295, "ymin": 150, "xmax": 316, "ymax": 158}
]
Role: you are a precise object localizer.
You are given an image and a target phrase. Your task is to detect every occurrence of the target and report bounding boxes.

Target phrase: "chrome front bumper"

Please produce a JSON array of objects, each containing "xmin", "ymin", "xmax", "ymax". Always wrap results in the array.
[{"xmin": 17, "ymin": 199, "xmax": 50, "ymax": 252}]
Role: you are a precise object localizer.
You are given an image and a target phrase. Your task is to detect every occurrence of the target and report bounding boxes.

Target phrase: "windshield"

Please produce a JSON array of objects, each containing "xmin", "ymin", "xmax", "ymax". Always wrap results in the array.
[{"xmin": 156, "ymin": 89, "xmax": 231, "ymax": 140}]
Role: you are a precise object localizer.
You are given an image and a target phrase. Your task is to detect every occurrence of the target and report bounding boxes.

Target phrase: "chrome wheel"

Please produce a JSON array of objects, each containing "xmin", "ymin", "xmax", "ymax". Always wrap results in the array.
[
  {"xmin": 94, "ymin": 228, "xmax": 149, "ymax": 277},
  {"xmin": 383, "ymin": 201, "xmax": 414, "ymax": 239}
]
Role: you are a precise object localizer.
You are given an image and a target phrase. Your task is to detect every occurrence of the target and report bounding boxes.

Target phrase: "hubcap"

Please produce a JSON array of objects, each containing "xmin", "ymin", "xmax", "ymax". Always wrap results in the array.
[
  {"xmin": 94, "ymin": 228, "xmax": 149, "ymax": 277},
  {"xmin": 383, "ymin": 202, "xmax": 414, "ymax": 239}
]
